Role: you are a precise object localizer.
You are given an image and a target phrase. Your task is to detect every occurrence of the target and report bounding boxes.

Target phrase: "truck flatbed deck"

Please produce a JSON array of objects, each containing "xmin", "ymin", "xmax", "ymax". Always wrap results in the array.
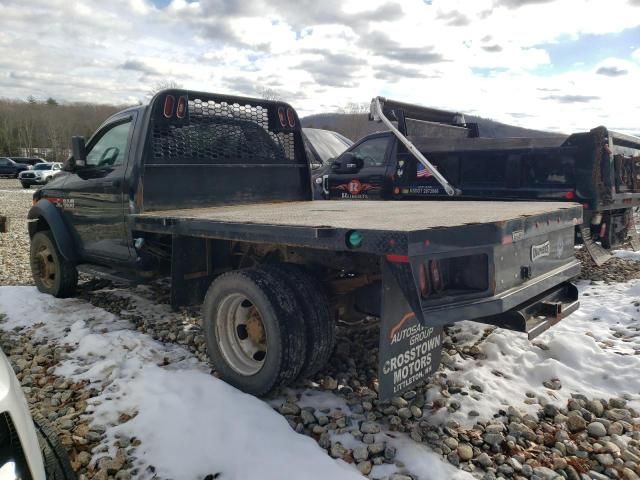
[{"xmin": 133, "ymin": 200, "xmax": 578, "ymax": 231}]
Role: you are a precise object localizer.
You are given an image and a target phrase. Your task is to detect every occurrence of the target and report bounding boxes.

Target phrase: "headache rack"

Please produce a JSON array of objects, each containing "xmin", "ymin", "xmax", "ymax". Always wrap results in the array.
[{"xmin": 142, "ymin": 89, "xmax": 312, "ymax": 211}]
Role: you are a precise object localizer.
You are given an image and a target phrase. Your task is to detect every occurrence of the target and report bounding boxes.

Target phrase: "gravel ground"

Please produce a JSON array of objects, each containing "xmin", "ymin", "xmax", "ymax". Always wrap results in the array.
[
  {"xmin": 0, "ymin": 178, "xmax": 34, "ymax": 285},
  {"xmin": 4, "ymin": 179, "xmax": 640, "ymax": 480}
]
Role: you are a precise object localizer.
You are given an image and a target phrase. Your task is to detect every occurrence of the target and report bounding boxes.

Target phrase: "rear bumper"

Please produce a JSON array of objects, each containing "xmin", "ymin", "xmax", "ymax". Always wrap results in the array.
[
  {"xmin": 418, "ymin": 259, "xmax": 580, "ymax": 325},
  {"xmin": 473, "ymin": 281, "xmax": 579, "ymax": 339}
]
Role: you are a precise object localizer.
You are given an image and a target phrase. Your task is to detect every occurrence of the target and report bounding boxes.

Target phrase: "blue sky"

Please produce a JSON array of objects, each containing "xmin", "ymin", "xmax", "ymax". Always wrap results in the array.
[
  {"xmin": 535, "ymin": 26, "xmax": 640, "ymax": 75},
  {"xmin": 0, "ymin": 0, "xmax": 638, "ymax": 134}
]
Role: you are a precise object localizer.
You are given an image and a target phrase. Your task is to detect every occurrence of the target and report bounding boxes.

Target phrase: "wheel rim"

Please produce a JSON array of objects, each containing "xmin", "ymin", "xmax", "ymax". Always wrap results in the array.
[
  {"xmin": 34, "ymin": 243, "xmax": 56, "ymax": 289},
  {"xmin": 215, "ymin": 293, "xmax": 267, "ymax": 376}
]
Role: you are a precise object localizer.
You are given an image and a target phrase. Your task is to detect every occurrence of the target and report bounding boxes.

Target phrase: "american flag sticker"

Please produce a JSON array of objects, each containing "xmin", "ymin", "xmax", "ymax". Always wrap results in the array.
[{"xmin": 417, "ymin": 163, "xmax": 435, "ymax": 178}]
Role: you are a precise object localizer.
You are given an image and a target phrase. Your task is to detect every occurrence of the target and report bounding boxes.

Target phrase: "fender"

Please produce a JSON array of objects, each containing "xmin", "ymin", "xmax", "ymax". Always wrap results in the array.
[{"xmin": 27, "ymin": 199, "xmax": 79, "ymax": 263}]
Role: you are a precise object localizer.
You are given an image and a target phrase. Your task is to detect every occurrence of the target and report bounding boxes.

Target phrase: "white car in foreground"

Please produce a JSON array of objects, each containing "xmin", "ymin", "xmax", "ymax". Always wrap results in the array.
[{"xmin": 0, "ymin": 347, "xmax": 75, "ymax": 479}]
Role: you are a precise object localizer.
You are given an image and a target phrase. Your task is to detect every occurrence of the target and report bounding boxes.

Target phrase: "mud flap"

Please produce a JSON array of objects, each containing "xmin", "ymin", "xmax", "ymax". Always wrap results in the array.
[
  {"xmin": 579, "ymin": 226, "xmax": 612, "ymax": 266},
  {"xmin": 378, "ymin": 260, "xmax": 443, "ymax": 401}
]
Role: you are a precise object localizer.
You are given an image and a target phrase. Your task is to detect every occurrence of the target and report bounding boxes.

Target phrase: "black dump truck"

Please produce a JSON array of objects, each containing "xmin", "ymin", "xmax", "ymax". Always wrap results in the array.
[
  {"xmin": 317, "ymin": 97, "xmax": 640, "ymax": 265},
  {"xmin": 28, "ymin": 90, "xmax": 581, "ymax": 400}
]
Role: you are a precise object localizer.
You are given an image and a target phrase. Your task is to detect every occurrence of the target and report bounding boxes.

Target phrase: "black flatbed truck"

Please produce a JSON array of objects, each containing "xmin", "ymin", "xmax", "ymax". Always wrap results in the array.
[
  {"xmin": 28, "ymin": 90, "xmax": 580, "ymax": 400},
  {"xmin": 318, "ymin": 97, "xmax": 640, "ymax": 265}
]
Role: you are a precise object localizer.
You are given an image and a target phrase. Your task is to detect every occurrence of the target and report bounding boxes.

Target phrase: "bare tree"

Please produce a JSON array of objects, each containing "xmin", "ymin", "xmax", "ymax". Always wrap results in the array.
[
  {"xmin": 148, "ymin": 79, "xmax": 183, "ymax": 97},
  {"xmin": 0, "ymin": 98, "xmax": 125, "ymax": 161},
  {"xmin": 258, "ymin": 87, "xmax": 282, "ymax": 101}
]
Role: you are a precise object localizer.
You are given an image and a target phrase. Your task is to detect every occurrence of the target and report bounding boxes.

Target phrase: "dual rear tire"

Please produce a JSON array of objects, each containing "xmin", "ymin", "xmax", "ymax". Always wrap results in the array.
[{"xmin": 202, "ymin": 264, "xmax": 335, "ymax": 396}]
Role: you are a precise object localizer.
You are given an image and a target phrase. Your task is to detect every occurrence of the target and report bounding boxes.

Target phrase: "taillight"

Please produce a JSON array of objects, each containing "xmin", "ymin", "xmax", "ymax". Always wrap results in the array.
[
  {"xmin": 563, "ymin": 191, "xmax": 575, "ymax": 200},
  {"xmin": 286, "ymin": 107, "xmax": 296, "ymax": 127},
  {"xmin": 429, "ymin": 260, "xmax": 443, "ymax": 293},
  {"xmin": 176, "ymin": 96, "xmax": 187, "ymax": 119},
  {"xmin": 419, "ymin": 253, "xmax": 488, "ymax": 299},
  {"xmin": 419, "ymin": 263, "xmax": 430, "ymax": 298},
  {"xmin": 163, "ymin": 95, "xmax": 175, "ymax": 118},
  {"xmin": 277, "ymin": 107, "xmax": 287, "ymax": 127}
]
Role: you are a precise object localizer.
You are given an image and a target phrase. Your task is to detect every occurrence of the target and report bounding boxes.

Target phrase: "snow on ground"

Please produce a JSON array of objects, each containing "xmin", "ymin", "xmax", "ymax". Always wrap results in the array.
[
  {"xmin": 0, "ymin": 287, "xmax": 364, "ymax": 480},
  {"xmin": 428, "ymin": 280, "xmax": 640, "ymax": 426},
  {"xmin": 2, "ymin": 278, "xmax": 640, "ymax": 479},
  {"xmin": 614, "ymin": 249, "xmax": 640, "ymax": 261}
]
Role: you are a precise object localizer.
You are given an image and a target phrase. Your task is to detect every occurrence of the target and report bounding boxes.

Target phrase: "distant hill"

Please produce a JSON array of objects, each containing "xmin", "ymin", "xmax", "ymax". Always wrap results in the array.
[{"xmin": 301, "ymin": 112, "xmax": 566, "ymax": 142}]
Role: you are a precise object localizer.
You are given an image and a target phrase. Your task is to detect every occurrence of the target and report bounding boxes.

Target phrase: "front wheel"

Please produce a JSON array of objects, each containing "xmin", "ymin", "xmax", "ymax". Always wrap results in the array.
[
  {"xmin": 21, "ymin": 182, "xmax": 29, "ymax": 189},
  {"xmin": 30, "ymin": 231, "xmax": 78, "ymax": 297},
  {"xmin": 202, "ymin": 268, "xmax": 307, "ymax": 396}
]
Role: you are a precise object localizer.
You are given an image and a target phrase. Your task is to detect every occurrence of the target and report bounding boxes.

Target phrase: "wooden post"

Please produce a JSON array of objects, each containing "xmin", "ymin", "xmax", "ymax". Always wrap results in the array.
[{"xmin": 0, "ymin": 215, "xmax": 8, "ymax": 233}]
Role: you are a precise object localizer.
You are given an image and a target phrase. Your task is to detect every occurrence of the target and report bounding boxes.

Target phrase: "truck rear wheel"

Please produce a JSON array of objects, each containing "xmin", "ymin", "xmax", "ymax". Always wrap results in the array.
[
  {"xmin": 267, "ymin": 264, "xmax": 335, "ymax": 380},
  {"xmin": 30, "ymin": 231, "xmax": 78, "ymax": 298},
  {"xmin": 202, "ymin": 268, "xmax": 307, "ymax": 396}
]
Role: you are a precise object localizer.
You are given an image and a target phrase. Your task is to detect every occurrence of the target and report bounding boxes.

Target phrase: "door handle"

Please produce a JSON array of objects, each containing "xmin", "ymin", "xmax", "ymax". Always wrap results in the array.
[{"xmin": 99, "ymin": 180, "xmax": 120, "ymax": 188}]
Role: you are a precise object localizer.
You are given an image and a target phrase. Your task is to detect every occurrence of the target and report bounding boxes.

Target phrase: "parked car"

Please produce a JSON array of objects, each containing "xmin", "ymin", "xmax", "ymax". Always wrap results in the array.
[
  {"xmin": 18, "ymin": 163, "xmax": 64, "ymax": 188},
  {"xmin": 0, "ymin": 158, "xmax": 31, "ymax": 178},
  {"xmin": 0, "ymin": 347, "xmax": 75, "ymax": 479},
  {"xmin": 10, "ymin": 157, "xmax": 46, "ymax": 168}
]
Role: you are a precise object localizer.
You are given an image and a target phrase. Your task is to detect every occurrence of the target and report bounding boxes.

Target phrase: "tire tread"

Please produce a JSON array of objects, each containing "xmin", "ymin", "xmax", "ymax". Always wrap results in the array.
[
  {"xmin": 32, "ymin": 413, "xmax": 77, "ymax": 480},
  {"xmin": 266, "ymin": 264, "xmax": 335, "ymax": 379},
  {"xmin": 30, "ymin": 231, "xmax": 78, "ymax": 298}
]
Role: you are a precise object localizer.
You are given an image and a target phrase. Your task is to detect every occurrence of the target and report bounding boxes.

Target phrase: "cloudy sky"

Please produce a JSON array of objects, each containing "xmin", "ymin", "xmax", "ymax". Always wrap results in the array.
[{"xmin": 1, "ymin": 0, "xmax": 639, "ymax": 133}]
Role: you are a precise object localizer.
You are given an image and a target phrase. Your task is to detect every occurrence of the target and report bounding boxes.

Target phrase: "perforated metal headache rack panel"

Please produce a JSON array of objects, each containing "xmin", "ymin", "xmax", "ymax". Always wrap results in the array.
[
  {"xmin": 142, "ymin": 90, "xmax": 311, "ymax": 211},
  {"xmin": 147, "ymin": 90, "xmax": 300, "ymax": 166}
]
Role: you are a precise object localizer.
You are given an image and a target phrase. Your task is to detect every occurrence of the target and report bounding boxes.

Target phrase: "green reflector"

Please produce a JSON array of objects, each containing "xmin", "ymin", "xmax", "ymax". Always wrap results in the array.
[{"xmin": 346, "ymin": 230, "xmax": 363, "ymax": 249}]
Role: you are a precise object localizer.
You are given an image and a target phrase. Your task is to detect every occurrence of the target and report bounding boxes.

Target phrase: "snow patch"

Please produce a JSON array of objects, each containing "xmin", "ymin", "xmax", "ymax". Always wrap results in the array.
[
  {"xmin": 432, "ymin": 280, "xmax": 640, "ymax": 425},
  {"xmin": 0, "ymin": 287, "xmax": 362, "ymax": 480},
  {"xmin": 614, "ymin": 249, "xmax": 640, "ymax": 261}
]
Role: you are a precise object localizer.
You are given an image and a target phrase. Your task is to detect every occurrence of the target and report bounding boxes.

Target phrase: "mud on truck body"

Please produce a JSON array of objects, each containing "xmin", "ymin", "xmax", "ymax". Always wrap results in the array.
[
  {"xmin": 27, "ymin": 90, "xmax": 580, "ymax": 400},
  {"xmin": 317, "ymin": 97, "xmax": 640, "ymax": 265}
]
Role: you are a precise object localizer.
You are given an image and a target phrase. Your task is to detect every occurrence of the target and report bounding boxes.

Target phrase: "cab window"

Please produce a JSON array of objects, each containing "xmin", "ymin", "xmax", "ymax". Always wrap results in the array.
[
  {"xmin": 350, "ymin": 137, "xmax": 390, "ymax": 168},
  {"xmin": 85, "ymin": 121, "xmax": 132, "ymax": 168}
]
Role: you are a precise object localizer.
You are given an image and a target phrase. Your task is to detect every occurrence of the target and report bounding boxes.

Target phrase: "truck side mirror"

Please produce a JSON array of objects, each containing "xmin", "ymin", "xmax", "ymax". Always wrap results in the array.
[
  {"xmin": 332, "ymin": 152, "xmax": 363, "ymax": 173},
  {"xmin": 70, "ymin": 136, "xmax": 87, "ymax": 169}
]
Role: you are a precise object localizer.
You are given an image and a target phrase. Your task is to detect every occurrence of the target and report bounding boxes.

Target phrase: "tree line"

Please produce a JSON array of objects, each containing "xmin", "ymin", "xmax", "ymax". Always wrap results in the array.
[{"xmin": 0, "ymin": 98, "xmax": 125, "ymax": 161}]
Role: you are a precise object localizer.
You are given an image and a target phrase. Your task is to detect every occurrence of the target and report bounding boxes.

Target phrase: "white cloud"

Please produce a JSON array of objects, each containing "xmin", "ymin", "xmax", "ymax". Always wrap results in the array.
[{"xmin": 0, "ymin": 0, "xmax": 637, "ymax": 133}]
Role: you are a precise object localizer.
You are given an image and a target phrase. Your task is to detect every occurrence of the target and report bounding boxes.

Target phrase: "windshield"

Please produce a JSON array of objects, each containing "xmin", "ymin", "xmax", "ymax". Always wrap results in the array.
[
  {"xmin": 303, "ymin": 128, "xmax": 352, "ymax": 164},
  {"xmin": 34, "ymin": 164, "xmax": 52, "ymax": 170}
]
